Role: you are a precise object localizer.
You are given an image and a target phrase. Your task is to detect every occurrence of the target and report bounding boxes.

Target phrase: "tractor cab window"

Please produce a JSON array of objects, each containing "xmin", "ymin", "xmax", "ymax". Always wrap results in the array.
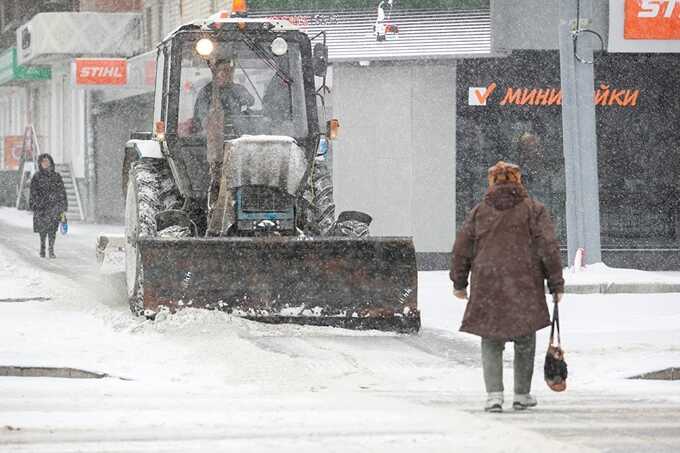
[{"xmin": 177, "ymin": 38, "xmax": 308, "ymax": 140}]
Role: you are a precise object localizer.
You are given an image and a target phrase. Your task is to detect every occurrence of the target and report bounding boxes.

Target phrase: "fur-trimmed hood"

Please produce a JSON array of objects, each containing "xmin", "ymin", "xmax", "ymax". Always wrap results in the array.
[{"xmin": 484, "ymin": 182, "xmax": 528, "ymax": 211}]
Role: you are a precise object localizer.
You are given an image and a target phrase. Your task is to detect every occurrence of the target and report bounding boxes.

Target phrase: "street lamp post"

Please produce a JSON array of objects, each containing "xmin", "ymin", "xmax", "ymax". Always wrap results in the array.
[{"xmin": 558, "ymin": 0, "xmax": 602, "ymax": 265}]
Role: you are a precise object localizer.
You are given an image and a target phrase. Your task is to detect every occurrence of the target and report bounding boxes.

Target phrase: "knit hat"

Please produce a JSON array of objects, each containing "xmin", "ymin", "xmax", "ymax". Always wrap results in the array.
[{"xmin": 487, "ymin": 161, "xmax": 522, "ymax": 187}]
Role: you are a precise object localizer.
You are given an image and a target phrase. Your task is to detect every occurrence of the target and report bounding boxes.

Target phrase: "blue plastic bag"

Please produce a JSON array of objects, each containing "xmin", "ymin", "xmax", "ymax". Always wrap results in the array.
[{"xmin": 59, "ymin": 213, "xmax": 68, "ymax": 235}]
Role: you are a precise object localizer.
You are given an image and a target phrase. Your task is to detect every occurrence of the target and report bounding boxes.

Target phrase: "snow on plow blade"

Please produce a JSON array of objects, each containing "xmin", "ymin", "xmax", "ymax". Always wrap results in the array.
[{"xmin": 137, "ymin": 237, "xmax": 420, "ymax": 333}]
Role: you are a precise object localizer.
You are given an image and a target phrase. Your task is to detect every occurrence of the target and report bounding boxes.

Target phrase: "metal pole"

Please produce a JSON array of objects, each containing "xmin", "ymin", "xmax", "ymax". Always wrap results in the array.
[{"xmin": 558, "ymin": 0, "xmax": 602, "ymax": 264}]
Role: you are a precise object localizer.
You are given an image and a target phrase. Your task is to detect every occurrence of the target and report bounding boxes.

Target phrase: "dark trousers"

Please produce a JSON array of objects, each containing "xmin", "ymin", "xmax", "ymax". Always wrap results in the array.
[{"xmin": 39, "ymin": 230, "xmax": 56, "ymax": 254}]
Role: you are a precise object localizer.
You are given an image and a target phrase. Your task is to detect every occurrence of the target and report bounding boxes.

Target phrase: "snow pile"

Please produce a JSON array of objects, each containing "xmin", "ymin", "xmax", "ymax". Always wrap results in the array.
[
  {"xmin": 564, "ymin": 262, "xmax": 680, "ymax": 287},
  {"xmin": 138, "ymin": 306, "xmax": 400, "ymax": 339}
]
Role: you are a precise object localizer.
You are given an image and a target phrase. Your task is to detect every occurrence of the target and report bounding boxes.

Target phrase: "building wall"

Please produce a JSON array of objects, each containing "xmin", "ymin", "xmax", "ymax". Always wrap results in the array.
[
  {"xmin": 248, "ymin": 0, "xmax": 489, "ymax": 10},
  {"xmin": 0, "ymin": 1, "xmax": 79, "ymax": 48},
  {"xmin": 0, "ymin": 86, "xmax": 27, "ymax": 171},
  {"xmin": 332, "ymin": 62, "xmax": 456, "ymax": 253},
  {"xmin": 80, "ymin": 0, "xmax": 143, "ymax": 12},
  {"xmin": 44, "ymin": 63, "xmax": 86, "ymax": 178},
  {"xmin": 0, "ymin": 87, "xmax": 25, "ymax": 137},
  {"xmin": 93, "ymin": 93, "xmax": 154, "ymax": 222},
  {"xmin": 491, "ymin": 0, "xmax": 609, "ymax": 52},
  {"xmin": 27, "ymin": 82, "xmax": 50, "ymax": 157},
  {"xmin": 142, "ymin": 0, "xmax": 231, "ymax": 50}
]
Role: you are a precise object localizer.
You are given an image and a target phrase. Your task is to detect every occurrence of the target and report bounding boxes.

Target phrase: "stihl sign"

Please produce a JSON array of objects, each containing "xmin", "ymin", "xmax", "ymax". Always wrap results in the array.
[
  {"xmin": 624, "ymin": 0, "xmax": 680, "ymax": 39},
  {"xmin": 74, "ymin": 59, "xmax": 127, "ymax": 86}
]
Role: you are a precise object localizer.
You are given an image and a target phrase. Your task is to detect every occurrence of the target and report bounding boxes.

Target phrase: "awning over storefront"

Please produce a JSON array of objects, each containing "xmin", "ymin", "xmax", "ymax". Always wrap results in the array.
[
  {"xmin": 16, "ymin": 12, "xmax": 143, "ymax": 65},
  {"xmin": 0, "ymin": 48, "xmax": 51, "ymax": 86},
  {"xmin": 251, "ymin": 8, "xmax": 491, "ymax": 61}
]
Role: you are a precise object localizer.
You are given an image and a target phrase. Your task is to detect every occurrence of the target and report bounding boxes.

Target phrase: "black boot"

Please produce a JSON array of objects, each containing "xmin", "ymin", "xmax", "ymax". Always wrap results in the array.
[
  {"xmin": 40, "ymin": 249, "xmax": 46, "ymax": 258},
  {"xmin": 48, "ymin": 232, "xmax": 56, "ymax": 259}
]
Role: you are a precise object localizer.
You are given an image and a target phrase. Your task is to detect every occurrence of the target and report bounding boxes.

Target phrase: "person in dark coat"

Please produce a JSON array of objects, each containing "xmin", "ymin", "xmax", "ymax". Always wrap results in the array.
[
  {"xmin": 29, "ymin": 154, "xmax": 68, "ymax": 259},
  {"xmin": 450, "ymin": 161, "xmax": 564, "ymax": 413}
]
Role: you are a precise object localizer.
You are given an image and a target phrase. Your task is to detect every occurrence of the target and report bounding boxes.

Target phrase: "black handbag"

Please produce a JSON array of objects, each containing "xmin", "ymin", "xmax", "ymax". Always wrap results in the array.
[{"xmin": 544, "ymin": 301, "xmax": 568, "ymax": 392}]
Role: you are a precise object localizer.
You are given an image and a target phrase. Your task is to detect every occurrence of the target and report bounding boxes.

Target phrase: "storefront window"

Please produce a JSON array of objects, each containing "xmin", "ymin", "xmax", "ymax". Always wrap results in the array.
[
  {"xmin": 456, "ymin": 111, "xmax": 567, "ymax": 243},
  {"xmin": 457, "ymin": 51, "xmax": 680, "ymax": 251},
  {"xmin": 595, "ymin": 54, "xmax": 680, "ymax": 248},
  {"xmin": 456, "ymin": 51, "xmax": 566, "ymax": 242}
]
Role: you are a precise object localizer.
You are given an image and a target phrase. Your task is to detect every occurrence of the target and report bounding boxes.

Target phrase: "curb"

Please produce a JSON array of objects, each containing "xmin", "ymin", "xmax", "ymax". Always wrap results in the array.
[{"xmin": 564, "ymin": 282, "xmax": 680, "ymax": 294}]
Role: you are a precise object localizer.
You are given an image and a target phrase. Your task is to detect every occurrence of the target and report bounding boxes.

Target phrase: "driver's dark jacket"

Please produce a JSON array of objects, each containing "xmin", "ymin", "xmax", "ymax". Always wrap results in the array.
[{"xmin": 192, "ymin": 81, "xmax": 255, "ymax": 133}]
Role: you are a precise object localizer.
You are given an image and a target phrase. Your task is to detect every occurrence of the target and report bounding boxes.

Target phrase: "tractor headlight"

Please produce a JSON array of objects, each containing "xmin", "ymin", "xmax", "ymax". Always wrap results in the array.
[
  {"xmin": 270, "ymin": 37, "xmax": 288, "ymax": 56},
  {"xmin": 196, "ymin": 38, "xmax": 215, "ymax": 57}
]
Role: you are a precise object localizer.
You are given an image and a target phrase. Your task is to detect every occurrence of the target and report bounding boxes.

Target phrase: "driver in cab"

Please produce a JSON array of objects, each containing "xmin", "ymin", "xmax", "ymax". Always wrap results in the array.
[
  {"xmin": 192, "ymin": 58, "xmax": 255, "ymax": 136},
  {"xmin": 192, "ymin": 56, "xmax": 254, "ymax": 236}
]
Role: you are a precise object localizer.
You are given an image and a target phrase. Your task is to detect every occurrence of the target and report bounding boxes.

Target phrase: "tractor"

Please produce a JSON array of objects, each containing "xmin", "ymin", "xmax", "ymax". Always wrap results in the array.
[{"xmin": 105, "ymin": 4, "xmax": 419, "ymax": 332}]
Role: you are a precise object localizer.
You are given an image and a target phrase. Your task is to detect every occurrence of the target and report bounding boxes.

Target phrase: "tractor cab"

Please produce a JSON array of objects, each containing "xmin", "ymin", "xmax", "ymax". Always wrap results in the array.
[
  {"xmin": 177, "ymin": 34, "xmax": 312, "ymax": 141},
  {"xmin": 134, "ymin": 9, "xmax": 331, "ymax": 237}
]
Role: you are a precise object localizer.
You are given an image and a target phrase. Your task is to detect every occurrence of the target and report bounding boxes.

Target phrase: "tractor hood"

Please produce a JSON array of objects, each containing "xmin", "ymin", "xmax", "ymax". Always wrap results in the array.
[{"xmin": 223, "ymin": 135, "xmax": 307, "ymax": 195}]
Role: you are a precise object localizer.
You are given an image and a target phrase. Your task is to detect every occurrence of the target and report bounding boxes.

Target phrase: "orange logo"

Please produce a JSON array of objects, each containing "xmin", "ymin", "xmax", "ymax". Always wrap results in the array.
[
  {"xmin": 75, "ymin": 59, "xmax": 128, "ymax": 86},
  {"xmin": 624, "ymin": 0, "xmax": 680, "ymax": 39},
  {"xmin": 468, "ymin": 83, "xmax": 497, "ymax": 106}
]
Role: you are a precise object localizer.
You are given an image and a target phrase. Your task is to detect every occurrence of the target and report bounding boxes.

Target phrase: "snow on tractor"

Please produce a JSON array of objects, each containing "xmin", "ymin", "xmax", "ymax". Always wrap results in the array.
[{"xmin": 99, "ymin": 4, "xmax": 419, "ymax": 332}]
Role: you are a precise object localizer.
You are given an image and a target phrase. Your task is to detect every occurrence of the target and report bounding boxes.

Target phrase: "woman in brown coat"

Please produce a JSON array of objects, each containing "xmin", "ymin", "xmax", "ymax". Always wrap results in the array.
[{"xmin": 450, "ymin": 161, "xmax": 564, "ymax": 413}]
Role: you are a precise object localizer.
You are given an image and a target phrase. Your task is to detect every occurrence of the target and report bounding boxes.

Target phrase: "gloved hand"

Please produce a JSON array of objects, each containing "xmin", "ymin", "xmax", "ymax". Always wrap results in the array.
[
  {"xmin": 553, "ymin": 292, "xmax": 564, "ymax": 304},
  {"xmin": 453, "ymin": 288, "xmax": 468, "ymax": 300}
]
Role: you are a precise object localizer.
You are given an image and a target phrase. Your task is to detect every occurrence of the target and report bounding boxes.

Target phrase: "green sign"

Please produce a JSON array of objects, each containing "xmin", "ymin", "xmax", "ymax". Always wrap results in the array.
[{"xmin": 0, "ymin": 48, "xmax": 51, "ymax": 86}]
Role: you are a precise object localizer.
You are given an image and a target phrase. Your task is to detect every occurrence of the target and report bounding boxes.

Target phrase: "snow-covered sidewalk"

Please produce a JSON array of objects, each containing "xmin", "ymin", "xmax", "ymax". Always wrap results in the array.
[
  {"xmin": 1, "ymin": 206, "xmax": 679, "ymax": 452},
  {"xmin": 564, "ymin": 262, "xmax": 680, "ymax": 293}
]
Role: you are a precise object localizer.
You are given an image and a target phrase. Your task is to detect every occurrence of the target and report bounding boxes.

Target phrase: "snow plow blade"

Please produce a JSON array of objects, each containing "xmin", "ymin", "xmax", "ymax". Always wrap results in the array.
[{"xmin": 137, "ymin": 237, "xmax": 420, "ymax": 332}]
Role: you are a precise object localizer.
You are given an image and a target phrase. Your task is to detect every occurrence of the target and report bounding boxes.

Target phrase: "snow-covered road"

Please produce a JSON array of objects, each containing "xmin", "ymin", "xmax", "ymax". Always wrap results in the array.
[{"xmin": 1, "ymin": 207, "xmax": 679, "ymax": 452}]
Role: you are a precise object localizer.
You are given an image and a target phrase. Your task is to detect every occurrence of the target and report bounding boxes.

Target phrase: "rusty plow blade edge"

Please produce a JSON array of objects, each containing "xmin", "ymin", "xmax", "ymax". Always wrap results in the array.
[{"xmin": 137, "ymin": 237, "xmax": 420, "ymax": 333}]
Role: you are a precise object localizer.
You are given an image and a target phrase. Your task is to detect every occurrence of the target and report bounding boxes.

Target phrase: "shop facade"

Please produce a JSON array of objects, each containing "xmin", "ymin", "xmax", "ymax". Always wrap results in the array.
[
  {"xmin": 0, "ymin": 47, "xmax": 51, "ymax": 205},
  {"xmin": 6, "ymin": 11, "xmax": 143, "ymax": 218},
  {"xmin": 459, "ymin": 0, "xmax": 680, "ymax": 270},
  {"xmin": 456, "ymin": 50, "xmax": 680, "ymax": 269}
]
